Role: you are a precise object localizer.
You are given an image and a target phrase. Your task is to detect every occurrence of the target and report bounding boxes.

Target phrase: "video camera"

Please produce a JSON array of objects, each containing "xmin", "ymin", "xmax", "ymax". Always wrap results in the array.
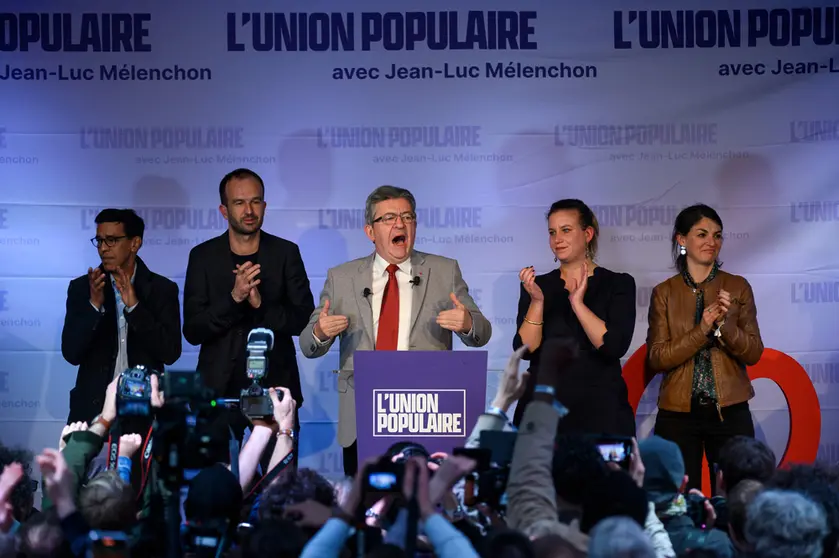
[
  {"xmin": 116, "ymin": 365, "xmax": 154, "ymax": 418},
  {"xmin": 239, "ymin": 328, "xmax": 278, "ymax": 419}
]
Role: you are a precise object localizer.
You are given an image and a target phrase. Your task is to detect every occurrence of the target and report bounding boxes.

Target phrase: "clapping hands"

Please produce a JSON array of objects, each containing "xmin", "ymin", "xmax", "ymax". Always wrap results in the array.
[{"xmin": 566, "ymin": 262, "xmax": 589, "ymax": 306}]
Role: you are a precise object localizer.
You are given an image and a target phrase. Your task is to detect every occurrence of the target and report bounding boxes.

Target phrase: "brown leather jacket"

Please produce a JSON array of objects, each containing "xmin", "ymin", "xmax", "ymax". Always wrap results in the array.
[{"xmin": 646, "ymin": 270, "xmax": 764, "ymax": 413}]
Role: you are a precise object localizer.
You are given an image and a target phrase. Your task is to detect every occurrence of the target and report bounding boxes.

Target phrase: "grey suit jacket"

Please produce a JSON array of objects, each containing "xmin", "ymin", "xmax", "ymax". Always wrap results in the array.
[{"xmin": 299, "ymin": 250, "xmax": 491, "ymax": 447}]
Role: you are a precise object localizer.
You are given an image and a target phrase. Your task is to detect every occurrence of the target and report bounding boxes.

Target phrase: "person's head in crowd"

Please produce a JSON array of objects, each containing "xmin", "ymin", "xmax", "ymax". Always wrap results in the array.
[
  {"xmin": 0, "ymin": 444, "xmax": 36, "ymax": 522},
  {"xmin": 258, "ymin": 468, "xmax": 336, "ymax": 538},
  {"xmin": 588, "ymin": 516, "xmax": 656, "ymax": 558},
  {"xmin": 580, "ymin": 469, "xmax": 648, "ymax": 532},
  {"xmin": 369, "ymin": 543, "xmax": 409, "ymax": 557},
  {"xmin": 639, "ymin": 435, "xmax": 686, "ymax": 512},
  {"xmin": 532, "ymin": 534, "xmax": 587, "ymax": 558},
  {"xmin": 184, "ymin": 464, "xmax": 243, "ymax": 526},
  {"xmin": 16, "ymin": 508, "xmax": 68, "ymax": 558},
  {"xmin": 745, "ymin": 489, "xmax": 828, "ymax": 558},
  {"xmin": 727, "ymin": 479, "xmax": 763, "ymax": 552},
  {"xmin": 715, "ymin": 435, "xmax": 776, "ymax": 496},
  {"xmin": 242, "ymin": 519, "xmax": 306, "ymax": 558},
  {"xmin": 78, "ymin": 471, "xmax": 136, "ymax": 531},
  {"xmin": 551, "ymin": 434, "xmax": 608, "ymax": 515},
  {"xmin": 768, "ymin": 464, "xmax": 839, "ymax": 558},
  {"xmin": 484, "ymin": 528, "xmax": 535, "ymax": 558},
  {"xmin": 386, "ymin": 441, "xmax": 430, "ymax": 461}
]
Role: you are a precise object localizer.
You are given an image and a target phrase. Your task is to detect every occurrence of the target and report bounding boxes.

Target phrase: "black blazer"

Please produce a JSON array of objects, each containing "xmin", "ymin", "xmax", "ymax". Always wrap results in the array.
[
  {"xmin": 183, "ymin": 231, "xmax": 314, "ymax": 404},
  {"xmin": 61, "ymin": 257, "xmax": 182, "ymax": 423}
]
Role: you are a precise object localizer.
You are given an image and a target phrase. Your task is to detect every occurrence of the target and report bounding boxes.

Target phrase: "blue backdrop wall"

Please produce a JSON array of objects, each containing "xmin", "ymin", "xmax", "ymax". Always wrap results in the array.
[{"xmin": 0, "ymin": 0, "xmax": 838, "ymax": 478}]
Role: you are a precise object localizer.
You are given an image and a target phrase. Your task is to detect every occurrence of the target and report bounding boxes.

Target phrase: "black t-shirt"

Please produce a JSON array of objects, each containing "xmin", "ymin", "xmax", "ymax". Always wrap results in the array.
[{"xmin": 227, "ymin": 251, "xmax": 260, "ymax": 396}]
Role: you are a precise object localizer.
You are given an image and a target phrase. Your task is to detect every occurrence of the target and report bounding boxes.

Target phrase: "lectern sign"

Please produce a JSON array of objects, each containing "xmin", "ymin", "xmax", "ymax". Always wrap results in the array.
[
  {"xmin": 353, "ymin": 350, "xmax": 487, "ymax": 463},
  {"xmin": 373, "ymin": 389, "xmax": 466, "ymax": 437}
]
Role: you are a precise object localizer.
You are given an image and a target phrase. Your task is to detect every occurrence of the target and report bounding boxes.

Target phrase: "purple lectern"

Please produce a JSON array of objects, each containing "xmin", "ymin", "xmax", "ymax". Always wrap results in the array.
[{"xmin": 353, "ymin": 350, "xmax": 488, "ymax": 464}]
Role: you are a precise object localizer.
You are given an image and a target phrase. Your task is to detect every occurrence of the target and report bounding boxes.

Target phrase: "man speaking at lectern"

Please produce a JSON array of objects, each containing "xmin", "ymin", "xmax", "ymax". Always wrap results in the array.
[{"xmin": 299, "ymin": 185, "xmax": 491, "ymax": 476}]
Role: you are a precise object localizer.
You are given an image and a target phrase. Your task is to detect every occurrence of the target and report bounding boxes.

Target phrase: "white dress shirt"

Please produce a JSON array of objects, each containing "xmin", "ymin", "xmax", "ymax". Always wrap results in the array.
[
  {"xmin": 90, "ymin": 267, "xmax": 138, "ymax": 379},
  {"xmin": 371, "ymin": 253, "xmax": 413, "ymax": 350}
]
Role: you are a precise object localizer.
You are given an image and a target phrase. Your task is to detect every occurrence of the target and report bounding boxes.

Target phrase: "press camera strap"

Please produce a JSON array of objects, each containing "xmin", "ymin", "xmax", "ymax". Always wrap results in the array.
[
  {"xmin": 245, "ymin": 449, "xmax": 295, "ymax": 499},
  {"xmin": 106, "ymin": 421, "xmax": 121, "ymax": 471},
  {"xmin": 228, "ymin": 426, "xmax": 240, "ymax": 482},
  {"xmin": 106, "ymin": 422, "xmax": 155, "ymax": 500}
]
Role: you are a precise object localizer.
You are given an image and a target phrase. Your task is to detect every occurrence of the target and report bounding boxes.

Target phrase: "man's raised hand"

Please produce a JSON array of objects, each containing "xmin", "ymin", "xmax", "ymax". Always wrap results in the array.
[{"xmin": 313, "ymin": 299, "xmax": 349, "ymax": 341}]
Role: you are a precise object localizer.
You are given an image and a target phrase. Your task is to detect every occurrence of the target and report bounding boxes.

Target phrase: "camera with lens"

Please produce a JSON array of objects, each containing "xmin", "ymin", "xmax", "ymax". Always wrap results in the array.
[
  {"xmin": 239, "ymin": 328, "xmax": 277, "ymax": 419},
  {"xmin": 182, "ymin": 519, "xmax": 231, "ymax": 558},
  {"xmin": 363, "ymin": 455, "xmax": 405, "ymax": 494},
  {"xmin": 459, "ymin": 431, "xmax": 518, "ymax": 511},
  {"xmin": 87, "ymin": 530, "xmax": 130, "ymax": 558},
  {"xmin": 686, "ymin": 492, "xmax": 710, "ymax": 528},
  {"xmin": 116, "ymin": 365, "xmax": 154, "ymax": 417}
]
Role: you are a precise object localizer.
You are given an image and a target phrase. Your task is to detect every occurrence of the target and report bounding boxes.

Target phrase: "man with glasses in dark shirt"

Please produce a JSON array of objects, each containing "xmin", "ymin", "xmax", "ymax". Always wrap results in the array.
[{"xmin": 61, "ymin": 208, "xmax": 182, "ymax": 425}]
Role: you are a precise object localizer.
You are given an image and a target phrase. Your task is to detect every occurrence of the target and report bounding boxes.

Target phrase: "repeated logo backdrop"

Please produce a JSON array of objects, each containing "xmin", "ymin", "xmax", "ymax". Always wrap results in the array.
[{"xmin": 0, "ymin": 0, "xmax": 838, "ymax": 477}]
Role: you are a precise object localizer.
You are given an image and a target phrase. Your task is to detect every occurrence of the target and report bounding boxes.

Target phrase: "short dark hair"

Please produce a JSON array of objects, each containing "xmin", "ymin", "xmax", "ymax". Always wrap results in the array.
[
  {"xmin": 94, "ymin": 208, "xmax": 145, "ymax": 240},
  {"xmin": 717, "ymin": 436, "xmax": 776, "ymax": 492},
  {"xmin": 546, "ymin": 199, "xmax": 600, "ymax": 258},
  {"xmin": 552, "ymin": 433, "xmax": 608, "ymax": 506},
  {"xmin": 365, "ymin": 185, "xmax": 417, "ymax": 226},
  {"xmin": 17, "ymin": 508, "xmax": 68, "ymax": 557},
  {"xmin": 671, "ymin": 204, "xmax": 723, "ymax": 272},
  {"xmin": 258, "ymin": 468, "xmax": 336, "ymax": 524},
  {"xmin": 219, "ymin": 168, "xmax": 265, "ymax": 205},
  {"xmin": 728, "ymin": 479, "xmax": 763, "ymax": 544}
]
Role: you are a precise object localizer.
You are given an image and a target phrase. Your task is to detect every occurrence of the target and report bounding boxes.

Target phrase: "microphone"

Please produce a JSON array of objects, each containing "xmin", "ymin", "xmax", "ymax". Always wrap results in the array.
[
  {"xmin": 410, "ymin": 276, "xmax": 421, "ymax": 287},
  {"xmin": 362, "ymin": 288, "xmax": 372, "ymax": 298}
]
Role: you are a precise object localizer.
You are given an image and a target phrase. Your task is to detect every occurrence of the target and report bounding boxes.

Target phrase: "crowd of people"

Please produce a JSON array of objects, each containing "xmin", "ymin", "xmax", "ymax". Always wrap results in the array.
[
  {"xmin": 0, "ymin": 170, "xmax": 831, "ymax": 556},
  {"xmin": 0, "ymin": 340, "xmax": 836, "ymax": 557}
]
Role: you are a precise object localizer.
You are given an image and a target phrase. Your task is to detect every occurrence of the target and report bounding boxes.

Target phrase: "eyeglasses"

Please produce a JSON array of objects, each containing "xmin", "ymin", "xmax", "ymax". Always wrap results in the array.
[
  {"xmin": 90, "ymin": 236, "xmax": 127, "ymax": 248},
  {"xmin": 373, "ymin": 212, "xmax": 416, "ymax": 225}
]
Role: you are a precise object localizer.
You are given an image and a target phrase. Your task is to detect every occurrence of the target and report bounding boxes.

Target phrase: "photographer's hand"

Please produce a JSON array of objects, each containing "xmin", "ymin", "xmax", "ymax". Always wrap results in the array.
[
  {"xmin": 90, "ymin": 378, "xmax": 118, "ymax": 437},
  {"xmin": 284, "ymin": 500, "xmax": 333, "ymax": 528},
  {"xmin": 628, "ymin": 438, "xmax": 645, "ymax": 488},
  {"xmin": 269, "ymin": 387, "xmax": 296, "ymax": 431},
  {"xmin": 340, "ymin": 456, "xmax": 381, "ymax": 522},
  {"xmin": 150, "ymin": 373, "xmax": 165, "ymax": 408},
  {"xmin": 428, "ymin": 456, "xmax": 476, "ymax": 508},
  {"xmin": 688, "ymin": 488, "xmax": 717, "ymax": 528},
  {"xmin": 118, "ymin": 434, "xmax": 142, "ymax": 459},
  {"xmin": 403, "ymin": 458, "xmax": 435, "ymax": 520},
  {"xmin": 263, "ymin": 387, "xmax": 298, "ymax": 473}
]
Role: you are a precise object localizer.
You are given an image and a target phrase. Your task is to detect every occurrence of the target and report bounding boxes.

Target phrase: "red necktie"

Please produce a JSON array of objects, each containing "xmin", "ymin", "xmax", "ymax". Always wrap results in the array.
[{"xmin": 376, "ymin": 264, "xmax": 399, "ymax": 350}]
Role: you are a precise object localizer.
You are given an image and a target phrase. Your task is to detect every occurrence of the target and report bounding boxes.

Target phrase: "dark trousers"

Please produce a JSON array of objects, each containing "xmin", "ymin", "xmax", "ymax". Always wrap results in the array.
[
  {"xmin": 654, "ymin": 400, "xmax": 754, "ymax": 495},
  {"xmin": 343, "ymin": 442, "xmax": 358, "ymax": 477}
]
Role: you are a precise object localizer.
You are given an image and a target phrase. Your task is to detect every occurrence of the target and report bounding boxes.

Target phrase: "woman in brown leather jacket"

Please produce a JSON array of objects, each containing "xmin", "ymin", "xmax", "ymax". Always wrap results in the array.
[{"xmin": 646, "ymin": 204, "xmax": 764, "ymax": 493}]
